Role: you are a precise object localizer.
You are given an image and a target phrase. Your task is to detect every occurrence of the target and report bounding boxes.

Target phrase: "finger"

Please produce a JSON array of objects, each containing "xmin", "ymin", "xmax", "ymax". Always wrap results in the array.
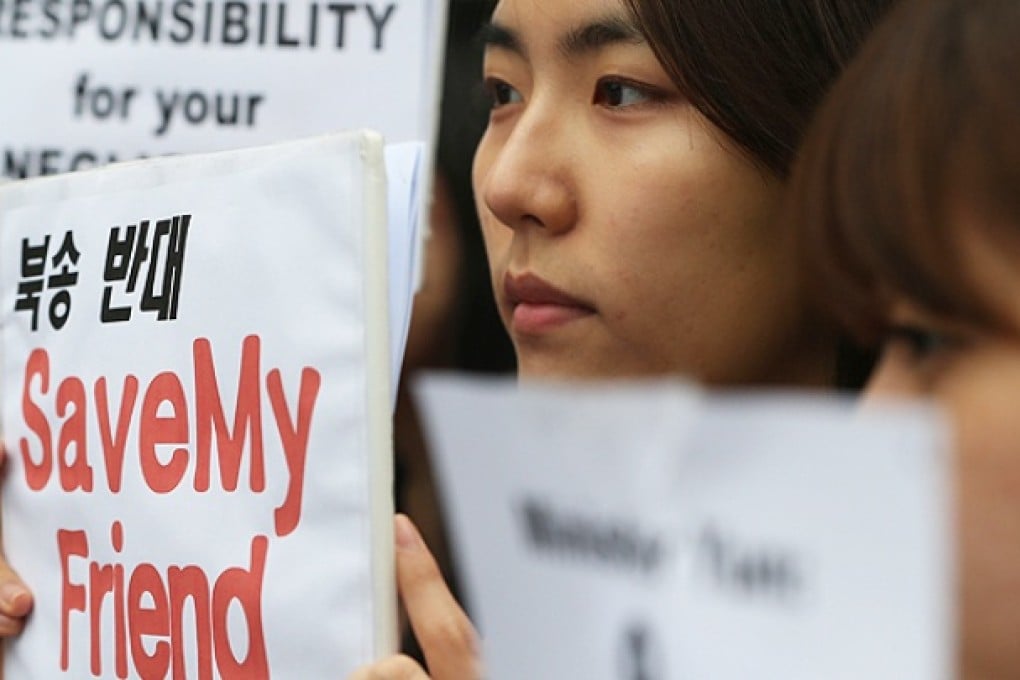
[
  {"xmin": 0, "ymin": 446, "xmax": 33, "ymax": 632},
  {"xmin": 0, "ymin": 612, "xmax": 26, "ymax": 637},
  {"xmin": 0, "ymin": 570, "xmax": 33, "ymax": 621},
  {"xmin": 347, "ymin": 654, "xmax": 431, "ymax": 680},
  {"xmin": 394, "ymin": 514, "xmax": 482, "ymax": 680}
]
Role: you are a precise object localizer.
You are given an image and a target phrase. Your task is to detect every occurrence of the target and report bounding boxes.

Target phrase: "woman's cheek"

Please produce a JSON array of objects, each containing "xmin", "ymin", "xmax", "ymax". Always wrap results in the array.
[{"xmin": 947, "ymin": 365, "xmax": 1020, "ymax": 677}]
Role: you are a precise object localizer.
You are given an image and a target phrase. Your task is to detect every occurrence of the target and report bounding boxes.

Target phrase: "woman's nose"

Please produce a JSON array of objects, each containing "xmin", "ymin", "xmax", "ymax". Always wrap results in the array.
[{"xmin": 478, "ymin": 104, "xmax": 578, "ymax": 235}]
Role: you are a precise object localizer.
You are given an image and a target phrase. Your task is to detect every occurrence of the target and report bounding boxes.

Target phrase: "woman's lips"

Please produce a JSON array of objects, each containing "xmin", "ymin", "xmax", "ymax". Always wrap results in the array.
[{"xmin": 504, "ymin": 273, "xmax": 596, "ymax": 335}]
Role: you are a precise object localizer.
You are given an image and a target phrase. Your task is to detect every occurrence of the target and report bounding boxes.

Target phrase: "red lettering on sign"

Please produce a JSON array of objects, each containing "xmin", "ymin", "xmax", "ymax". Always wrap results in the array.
[
  {"xmin": 18, "ymin": 337, "xmax": 320, "ymax": 534},
  {"xmin": 59, "ymin": 525, "xmax": 269, "ymax": 678}
]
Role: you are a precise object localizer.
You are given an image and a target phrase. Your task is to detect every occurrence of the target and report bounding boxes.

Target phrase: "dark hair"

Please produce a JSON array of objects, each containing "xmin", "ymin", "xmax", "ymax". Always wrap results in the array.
[
  {"xmin": 437, "ymin": 0, "xmax": 515, "ymax": 373},
  {"xmin": 788, "ymin": 0, "xmax": 1020, "ymax": 342},
  {"xmin": 624, "ymin": 0, "xmax": 897, "ymax": 178}
]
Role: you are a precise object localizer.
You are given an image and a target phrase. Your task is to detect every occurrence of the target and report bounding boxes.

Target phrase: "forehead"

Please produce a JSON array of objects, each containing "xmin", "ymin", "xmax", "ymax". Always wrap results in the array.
[
  {"xmin": 489, "ymin": 0, "xmax": 641, "ymax": 51},
  {"xmin": 493, "ymin": 0, "xmax": 627, "ymax": 21}
]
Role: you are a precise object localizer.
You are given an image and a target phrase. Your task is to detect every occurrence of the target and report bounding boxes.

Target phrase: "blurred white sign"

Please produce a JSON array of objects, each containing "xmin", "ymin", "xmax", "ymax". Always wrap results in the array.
[{"xmin": 419, "ymin": 377, "xmax": 952, "ymax": 680}]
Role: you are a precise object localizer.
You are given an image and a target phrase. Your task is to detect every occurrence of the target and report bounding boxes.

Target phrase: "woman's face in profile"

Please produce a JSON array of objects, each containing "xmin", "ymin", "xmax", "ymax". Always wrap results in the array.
[
  {"xmin": 864, "ymin": 223, "xmax": 1020, "ymax": 677},
  {"xmin": 471, "ymin": 0, "xmax": 828, "ymax": 384}
]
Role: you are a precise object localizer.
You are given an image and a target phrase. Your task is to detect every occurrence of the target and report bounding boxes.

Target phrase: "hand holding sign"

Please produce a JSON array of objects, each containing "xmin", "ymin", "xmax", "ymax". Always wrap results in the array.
[
  {"xmin": 348, "ymin": 515, "xmax": 483, "ymax": 680},
  {"xmin": 0, "ymin": 447, "xmax": 33, "ymax": 636},
  {"xmin": 0, "ymin": 577, "xmax": 31, "ymax": 636}
]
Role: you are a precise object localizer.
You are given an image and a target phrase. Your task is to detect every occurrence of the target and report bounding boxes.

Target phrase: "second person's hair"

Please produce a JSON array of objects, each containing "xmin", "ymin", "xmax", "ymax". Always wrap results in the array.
[{"xmin": 624, "ymin": 0, "xmax": 897, "ymax": 177}]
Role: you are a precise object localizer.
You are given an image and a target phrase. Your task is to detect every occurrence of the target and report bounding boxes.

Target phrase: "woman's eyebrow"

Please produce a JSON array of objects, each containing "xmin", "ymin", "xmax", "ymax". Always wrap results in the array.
[
  {"xmin": 559, "ymin": 16, "xmax": 645, "ymax": 57},
  {"xmin": 477, "ymin": 22, "xmax": 524, "ymax": 57},
  {"xmin": 476, "ymin": 15, "xmax": 644, "ymax": 59}
]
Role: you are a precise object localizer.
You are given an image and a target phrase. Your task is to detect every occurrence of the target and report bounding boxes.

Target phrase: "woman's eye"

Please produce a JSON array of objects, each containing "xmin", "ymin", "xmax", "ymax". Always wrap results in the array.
[
  {"xmin": 886, "ymin": 325, "xmax": 958, "ymax": 360},
  {"xmin": 483, "ymin": 78, "xmax": 523, "ymax": 109},
  {"xmin": 593, "ymin": 78, "xmax": 653, "ymax": 108}
]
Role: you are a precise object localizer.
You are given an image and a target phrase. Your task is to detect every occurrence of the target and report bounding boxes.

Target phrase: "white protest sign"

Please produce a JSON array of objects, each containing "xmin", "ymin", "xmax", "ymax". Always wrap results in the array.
[
  {"xmin": 0, "ymin": 0, "xmax": 446, "ymax": 179},
  {"xmin": 418, "ymin": 377, "xmax": 953, "ymax": 680},
  {"xmin": 0, "ymin": 130, "xmax": 396, "ymax": 677}
]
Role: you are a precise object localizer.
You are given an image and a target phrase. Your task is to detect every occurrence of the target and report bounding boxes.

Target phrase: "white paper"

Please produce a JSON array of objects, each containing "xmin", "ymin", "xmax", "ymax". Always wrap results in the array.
[
  {"xmin": 418, "ymin": 376, "xmax": 953, "ymax": 680},
  {"xmin": 0, "ymin": 131, "xmax": 397, "ymax": 677}
]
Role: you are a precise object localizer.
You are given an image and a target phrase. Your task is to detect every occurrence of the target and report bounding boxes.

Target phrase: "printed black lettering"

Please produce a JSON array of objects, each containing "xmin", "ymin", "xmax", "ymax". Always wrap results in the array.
[
  {"xmin": 275, "ymin": 2, "xmax": 297, "ymax": 47},
  {"xmin": 2, "ymin": 147, "xmax": 136, "ymax": 179},
  {"xmin": 14, "ymin": 236, "xmax": 51, "ymax": 331},
  {"xmin": 183, "ymin": 92, "xmax": 207, "ymax": 124},
  {"xmin": 619, "ymin": 622, "xmax": 663, "ymax": 680},
  {"xmin": 41, "ymin": 0, "xmax": 62, "ymax": 37},
  {"xmin": 11, "ymin": 0, "xmax": 30, "ymax": 38},
  {"xmin": 69, "ymin": 0, "xmax": 92, "ymax": 37},
  {"xmin": 40, "ymin": 149, "xmax": 62, "ymax": 175},
  {"xmin": 73, "ymin": 72, "xmax": 137, "ymax": 120},
  {"xmin": 326, "ymin": 3, "xmax": 355, "ymax": 48},
  {"xmin": 133, "ymin": 0, "xmax": 160, "ymax": 41},
  {"xmin": 5, "ymin": 148, "xmax": 32, "ymax": 179},
  {"xmin": 518, "ymin": 498, "xmax": 664, "ymax": 575},
  {"xmin": 365, "ymin": 2, "xmax": 395, "ymax": 51},
  {"xmin": 201, "ymin": 0, "xmax": 212, "ymax": 43},
  {"xmin": 154, "ymin": 89, "xmax": 178, "ymax": 136},
  {"xmin": 222, "ymin": 1, "xmax": 247, "ymax": 45},
  {"xmin": 698, "ymin": 525, "xmax": 803, "ymax": 602},
  {"xmin": 102, "ymin": 216, "xmax": 191, "ymax": 323},
  {"xmin": 98, "ymin": 0, "xmax": 127, "ymax": 40},
  {"xmin": 153, "ymin": 88, "xmax": 265, "ymax": 135},
  {"xmin": 0, "ymin": 1, "xmax": 397, "ymax": 50},
  {"xmin": 13, "ymin": 232, "xmax": 81, "ymax": 332},
  {"xmin": 69, "ymin": 151, "xmax": 101, "ymax": 172},
  {"xmin": 307, "ymin": 2, "xmax": 317, "ymax": 47},
  {"xmin": 169, "ymin": 0, "xmax": 195, "ymax": 43}
]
